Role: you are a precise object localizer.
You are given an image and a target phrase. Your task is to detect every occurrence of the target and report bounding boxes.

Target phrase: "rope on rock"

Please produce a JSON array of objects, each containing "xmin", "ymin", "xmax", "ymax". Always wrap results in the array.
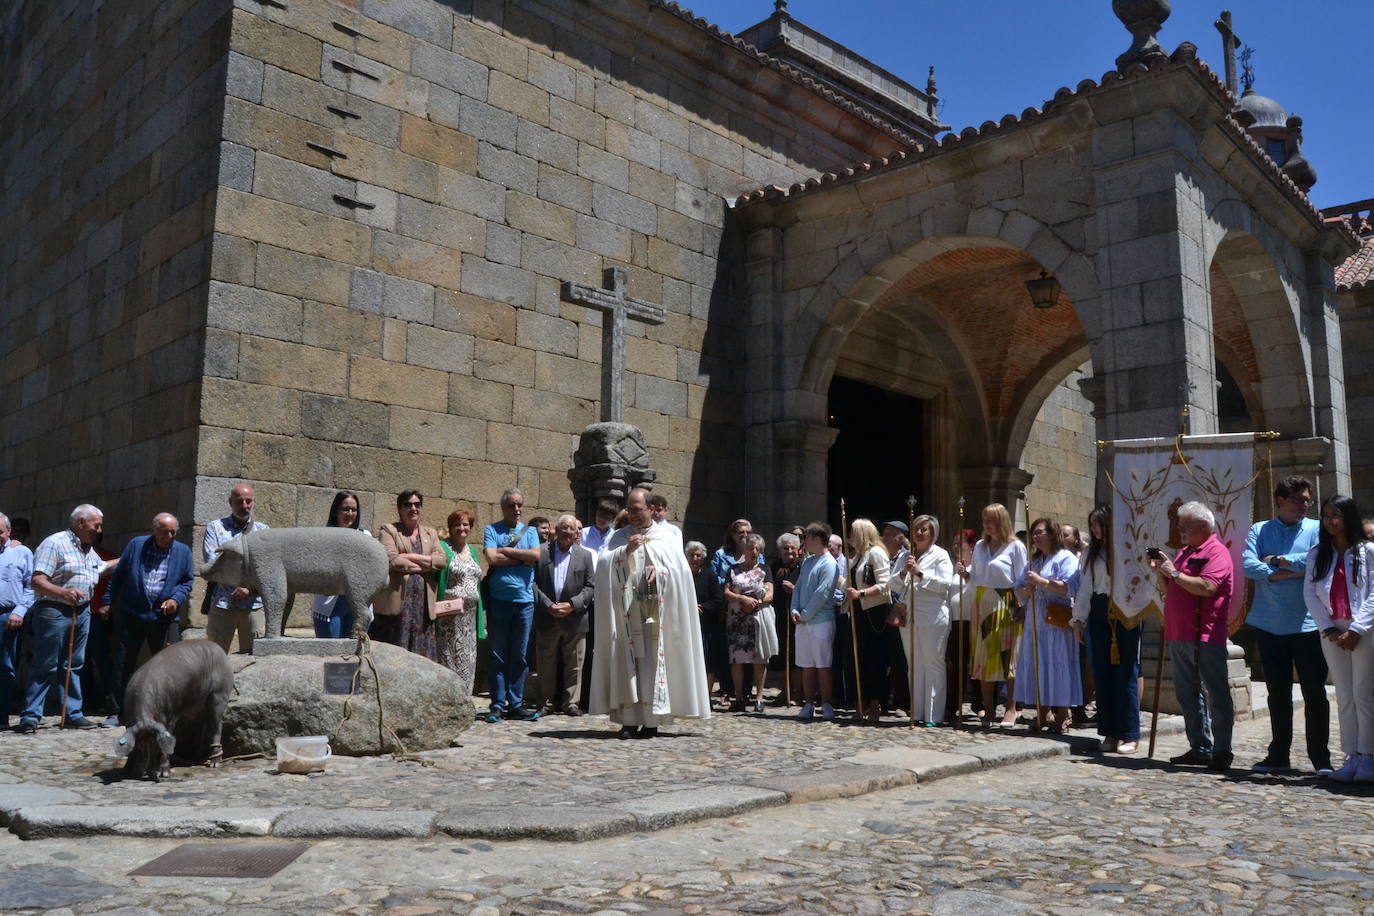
[{"xmin": 330, "ymin": 629, "xmax": 434, "ymax": 766}]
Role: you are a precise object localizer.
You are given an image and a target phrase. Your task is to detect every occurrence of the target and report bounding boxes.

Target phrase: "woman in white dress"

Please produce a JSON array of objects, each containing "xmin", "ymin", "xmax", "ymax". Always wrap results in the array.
[{"xmin": 896, "ymin": 514, "xmax": 954, "ymax": 726}]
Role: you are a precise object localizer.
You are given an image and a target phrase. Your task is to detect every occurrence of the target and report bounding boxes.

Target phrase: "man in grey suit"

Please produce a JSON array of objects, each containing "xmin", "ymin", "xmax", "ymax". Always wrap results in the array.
[{"xmin": 534, "ymin": 514, "xmax": 596, "ymax": 715}]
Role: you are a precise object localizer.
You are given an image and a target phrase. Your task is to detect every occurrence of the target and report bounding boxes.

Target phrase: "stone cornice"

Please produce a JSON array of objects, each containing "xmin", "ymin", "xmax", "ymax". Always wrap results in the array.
[
  {"xmin": 639, "ymin": 1, "xmax": 922, "ymax": 148},
  {"xmin": 732, "ymin": 44, "xmax": 1358, "ymax": 265}
]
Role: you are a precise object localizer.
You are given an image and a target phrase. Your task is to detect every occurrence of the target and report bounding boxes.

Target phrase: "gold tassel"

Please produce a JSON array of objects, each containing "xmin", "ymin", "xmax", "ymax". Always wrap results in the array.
[{"xmin": 1109, "ymin": 618, "xmax": 1120, "ymax": 665}]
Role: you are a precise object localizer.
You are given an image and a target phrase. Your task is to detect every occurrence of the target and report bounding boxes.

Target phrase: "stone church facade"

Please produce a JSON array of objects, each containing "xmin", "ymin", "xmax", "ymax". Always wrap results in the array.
[{"xmin": 0, "ymin": 0, "xmax": 1359, "ymax": 554}]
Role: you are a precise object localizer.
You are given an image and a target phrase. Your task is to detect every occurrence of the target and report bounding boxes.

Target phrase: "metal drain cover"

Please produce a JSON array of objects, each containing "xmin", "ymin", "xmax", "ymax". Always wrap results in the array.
[{"xmin": 130, "ymin": 842, "xmax": 309, "ymax": 878}]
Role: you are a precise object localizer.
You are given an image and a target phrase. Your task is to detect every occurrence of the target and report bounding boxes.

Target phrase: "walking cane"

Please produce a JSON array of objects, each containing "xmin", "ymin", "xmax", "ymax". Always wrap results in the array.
[
  {"xmin": 955, "ymin": 496, "xmax": 966, "ymax": 728},
  {"xmin": 839, "ymin": 499, "xmax": 864, "ymax": 721},
  {"xmin": 59, "ymin": 604, "xmax": 79, "ymax": 727},
  {"xmin": 906, "ymin": 495, "xmax": 918, "ymax": 730},
  {"xmin": 783, "ymin": 587, "xmax": 792, "ymax": 708},
  {"xmin": 1020, "ymin": 492, "xmax": 1042, "ymax": 726}
]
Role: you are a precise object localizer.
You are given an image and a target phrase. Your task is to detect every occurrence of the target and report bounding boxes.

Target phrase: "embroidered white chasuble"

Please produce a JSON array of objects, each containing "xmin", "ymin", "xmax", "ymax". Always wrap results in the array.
[{"xmin": 589, "ymin": 523, "xmax": 711, "ymax": 726}]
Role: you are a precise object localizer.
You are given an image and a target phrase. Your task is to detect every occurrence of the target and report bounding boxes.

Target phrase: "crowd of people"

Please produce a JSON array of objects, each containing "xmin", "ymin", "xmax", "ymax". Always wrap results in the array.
[{"xmin": 2, "ymin": 475, "xmax": 1372, "ymax": 781}]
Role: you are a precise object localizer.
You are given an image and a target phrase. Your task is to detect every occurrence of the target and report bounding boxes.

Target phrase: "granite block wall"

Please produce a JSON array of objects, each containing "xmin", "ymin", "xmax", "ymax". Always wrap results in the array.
[
  {"xmin": 0, "ymin": 0, "xmax": 230, "ymax": 542},
  {"xmin": 199, "ymin": 0, "xmax": 903, "ymax": 543}
]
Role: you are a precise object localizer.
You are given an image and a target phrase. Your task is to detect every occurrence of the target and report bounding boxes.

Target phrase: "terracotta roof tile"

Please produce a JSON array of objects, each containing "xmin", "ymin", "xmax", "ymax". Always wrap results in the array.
[
  {"xmin": 1324, "ymin": 203, "xmax": 1374, "ymax": 291},
  {"xmin": 1335, "ymin": 234, "xmax": 1374, "ymax": 291}
]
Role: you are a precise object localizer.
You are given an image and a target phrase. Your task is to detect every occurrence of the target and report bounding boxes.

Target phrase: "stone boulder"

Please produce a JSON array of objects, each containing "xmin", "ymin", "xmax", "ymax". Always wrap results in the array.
[{"xmin": 222, "ymin": 641, "xmax": 473, "ymax": 756}]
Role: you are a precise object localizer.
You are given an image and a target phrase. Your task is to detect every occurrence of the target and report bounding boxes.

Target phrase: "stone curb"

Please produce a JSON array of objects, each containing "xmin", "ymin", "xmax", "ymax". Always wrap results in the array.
[
  {"xmin": 9, "ymin": 805, "xmax": 284, "ymax": 840},
  {"xmin": 1, "ymin": 705, "xmax": 1283, "ymax": 843}
]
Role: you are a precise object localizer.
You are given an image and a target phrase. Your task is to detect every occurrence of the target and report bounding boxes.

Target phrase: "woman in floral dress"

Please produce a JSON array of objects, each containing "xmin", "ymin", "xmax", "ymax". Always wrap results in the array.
[{"xmin": 724, "ymin": 533, "xmax": 777, "ymax": 712}]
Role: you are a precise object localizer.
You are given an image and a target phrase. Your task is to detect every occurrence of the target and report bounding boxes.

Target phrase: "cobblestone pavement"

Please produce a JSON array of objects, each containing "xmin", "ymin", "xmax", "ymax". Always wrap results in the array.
[
  {"xmin": 6, "ymin": 700, "xmax": 1371, "ymax": 913},
  {"xmin": 1, "ymin": 698, "xmax": 1086, "ymax": 811}
]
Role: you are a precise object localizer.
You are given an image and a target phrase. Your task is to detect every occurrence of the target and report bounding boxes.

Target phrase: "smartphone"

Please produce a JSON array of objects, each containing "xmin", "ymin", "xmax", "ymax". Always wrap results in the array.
[{"xmin": 1144, "ymin": 546, "xmax": 1166, "ymax": 561}]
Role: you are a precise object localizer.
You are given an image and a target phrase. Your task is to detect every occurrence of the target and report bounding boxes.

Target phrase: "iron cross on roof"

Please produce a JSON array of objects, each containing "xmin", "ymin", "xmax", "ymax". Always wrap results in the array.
[
  {"xmin": 1214, "ymin": 10, "xmax": 1243, "ymax": 96},
  {"xmin": 559, "ymin": 267, "xmax": 665, "ymax": 424}
]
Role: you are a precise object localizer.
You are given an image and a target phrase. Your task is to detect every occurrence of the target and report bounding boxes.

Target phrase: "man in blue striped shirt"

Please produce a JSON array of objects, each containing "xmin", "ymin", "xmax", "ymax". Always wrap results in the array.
[{"xmin": 1241, "ymin": 475, "xmax": 1328, "ymax": 774}]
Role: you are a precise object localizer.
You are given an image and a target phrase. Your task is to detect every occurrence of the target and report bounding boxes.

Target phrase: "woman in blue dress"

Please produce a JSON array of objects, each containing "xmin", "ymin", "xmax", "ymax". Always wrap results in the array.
[{"xmin": 1014, "ymin": 517, "xmax": 1081, "ymax": 732}]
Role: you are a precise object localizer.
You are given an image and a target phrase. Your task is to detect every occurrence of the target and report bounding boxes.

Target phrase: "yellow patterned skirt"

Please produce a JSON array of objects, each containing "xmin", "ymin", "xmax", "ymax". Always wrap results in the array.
[{"xmin": 970, "ymin": 586, "xmax": 1022, "ymax": 682}]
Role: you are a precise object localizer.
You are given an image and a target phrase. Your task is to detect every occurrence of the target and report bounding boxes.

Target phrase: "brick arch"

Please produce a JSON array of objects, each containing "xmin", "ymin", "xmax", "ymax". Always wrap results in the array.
[
  {"xmin": 800, "ymin": 239, "xmax": 1092, "ymax": 474},
  {"xmin": 1207, "ymin": 222, "xmax": 1312, "ymax": 437},
  {"xmin": 796, "ymin": 207, "xmax": 1101, "ymax": 399}
]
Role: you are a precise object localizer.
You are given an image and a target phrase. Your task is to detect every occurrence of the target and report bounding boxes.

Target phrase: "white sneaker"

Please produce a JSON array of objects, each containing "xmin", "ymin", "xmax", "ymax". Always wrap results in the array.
[
  {"xmin": 821, "ymin": 703, "xmax": 836, "ymax": 721},
  {"xmin": 1329, "ymin": 755, "xmax": 1360, "ymax": 783},
  {"xmin": 1356, "ymin": 755, "xmax": 1374, "ymax": 784},
  {"xmin": 798, "ymin": 703, "xmax": 815, "ymax": 721},
  {"xmin": 754, "ymin": 698, "xmax": 765, "ymax": 713}
]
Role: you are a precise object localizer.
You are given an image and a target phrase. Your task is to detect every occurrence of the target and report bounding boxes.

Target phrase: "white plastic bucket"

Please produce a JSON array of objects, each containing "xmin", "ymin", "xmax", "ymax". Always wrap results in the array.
[{"xmin": 276, "ymin": 735, "xmax": 331, "ymax": 774}]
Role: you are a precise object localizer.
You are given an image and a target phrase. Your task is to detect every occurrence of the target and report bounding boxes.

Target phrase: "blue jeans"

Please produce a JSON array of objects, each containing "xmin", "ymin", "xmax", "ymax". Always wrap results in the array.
[
  {"xmin": 1085, "ymin": 596, "xmax": 1141, "ymax": 741},
  {"xmin": 487, "ymin": 599, "xmax": 533, "ymax": 713},
  {"xmin": 1169, "ymin": 639, "xmax": 1234, "ymax": 757},
  {"xmin": 21, "ymin": 603, "xmax": 89, "ymax": 724},
  {"xmin": 313, "ymin": 596, "xmax": 355, "ymax": 639},
  {"xmin": 0, "ymin": 609, "xmax": 22, "ymax": 722}
]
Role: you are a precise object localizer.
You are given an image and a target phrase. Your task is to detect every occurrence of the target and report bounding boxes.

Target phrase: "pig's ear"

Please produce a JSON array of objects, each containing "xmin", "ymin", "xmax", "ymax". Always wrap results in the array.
[
  {"xmin": 156, "ymin": 727, "xmax": 176, "ymax": 756},
  {"xmin": 113, "ymin": 729, "xmax": 134, "ymax": 757}
]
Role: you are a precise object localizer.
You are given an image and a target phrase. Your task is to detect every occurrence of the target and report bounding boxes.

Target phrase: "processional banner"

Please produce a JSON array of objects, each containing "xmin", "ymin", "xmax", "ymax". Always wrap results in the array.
[{"xmin": 1107, "ymin": 433, "xmax": 1257, "ymax": 627}]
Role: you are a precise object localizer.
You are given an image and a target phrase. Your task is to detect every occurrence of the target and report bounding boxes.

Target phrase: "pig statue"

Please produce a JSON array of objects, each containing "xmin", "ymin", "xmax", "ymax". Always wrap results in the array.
[
  {"xmin": 199, "ymin": 526, "xmax": 389, "ymax": 641},
  {"xmin": 116, "ymin": 639, "xmax": 235, "ymax": 780}
]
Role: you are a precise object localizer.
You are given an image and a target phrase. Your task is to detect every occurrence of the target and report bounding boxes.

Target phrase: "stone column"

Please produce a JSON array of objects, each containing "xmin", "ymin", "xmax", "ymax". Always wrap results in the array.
[
  {"xmin": 960, "ymin": 464, "xmax": 1033, "ymax": 521},
  {"xmin": 1268, "ymin": 436, "xmax": 1337, "ymax": 509},
  {"xmin": 567, "ymin": 422, "xmax": 657, "ymax": 524},
  {"xmin": 1299, "ymin": 252, "xmax": 1352, "ymax": 494},
  {"xmin": 753, "ymin": 419, "xmax": 838, "ymax": 536},
  {"xmin": 1090, "ymin": 110, "xmax": 1219, "ymax": 441},
  {"xmin": 1077, "ymin": 374, "xmax": 1110, "ymax": 508}
]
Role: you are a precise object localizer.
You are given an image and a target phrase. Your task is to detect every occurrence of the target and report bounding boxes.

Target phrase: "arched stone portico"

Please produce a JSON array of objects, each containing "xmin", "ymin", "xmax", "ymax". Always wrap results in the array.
[{"xmin": 734, "ymin": 47, "xmax": 1356, "ymax": 535}]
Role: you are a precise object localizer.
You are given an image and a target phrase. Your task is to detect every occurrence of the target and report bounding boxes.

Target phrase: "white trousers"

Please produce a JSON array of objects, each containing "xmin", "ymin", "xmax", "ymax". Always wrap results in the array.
[
  {"xmin": 900, "ymin": 620, "xmax": 949, "ymax": 723},
  {"xmin": 1320, "ymin": 627, "xmax": 1374, "ymax": 757}
]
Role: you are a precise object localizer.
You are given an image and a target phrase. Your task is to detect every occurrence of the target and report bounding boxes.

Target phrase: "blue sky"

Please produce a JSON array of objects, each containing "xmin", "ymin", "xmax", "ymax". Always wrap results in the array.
[{"xmin": 680, "ymin": 1, "xmax": 1369, "ymax": 210}]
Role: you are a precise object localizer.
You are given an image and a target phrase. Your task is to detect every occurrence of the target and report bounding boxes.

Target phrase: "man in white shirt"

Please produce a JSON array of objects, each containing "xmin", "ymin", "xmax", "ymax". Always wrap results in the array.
[
  {"xmin": 576, "ymin": 499, "xmax": 620, "ymax": 711},
  {"xmin": 646, "ymin": 493, "xmax": 683, "ymax": 541},
  {"xmin": 202, "ymin": 484, "xmax": 269, "ymax": 653},
  {"xmin": 580, "ymin": 499, "xmax": 620, "ymax": 570}
]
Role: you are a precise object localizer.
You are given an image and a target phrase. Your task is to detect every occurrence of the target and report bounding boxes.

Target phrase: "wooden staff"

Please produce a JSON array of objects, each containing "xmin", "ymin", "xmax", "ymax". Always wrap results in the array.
[
  {"xmin": 60, "ymin": 607, "xmax": 79, "ymax": 727},
  {"xmin": 840, "ymin": 498, "xmax": 864, "ymax": 720},
  {"xmin": 906, "ymin": 495, "xmax": 918, "ymax": 730},
  {"xmin": 955, "ymin": 496, "xmax": 966, "ymax": 728},
  {"xmin": 1020, "ymin": 491, "xmax": 1042, "ymax": 725},
  {"xmin": 1147, "ymin": 614, "xmax": 1166, "ymax": 758}
]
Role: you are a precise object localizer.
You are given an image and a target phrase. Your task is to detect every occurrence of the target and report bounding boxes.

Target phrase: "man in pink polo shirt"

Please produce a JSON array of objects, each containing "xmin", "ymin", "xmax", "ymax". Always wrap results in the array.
[{"xmin": 1151, "ymin": 500, "xmax": 1236, "ymax": 771}]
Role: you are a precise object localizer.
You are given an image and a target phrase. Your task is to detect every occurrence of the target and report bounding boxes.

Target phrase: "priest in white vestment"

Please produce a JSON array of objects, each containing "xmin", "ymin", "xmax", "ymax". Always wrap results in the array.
[{"xmin": 589, "ymin": 488, "xmax": 710, "ymax": 737}]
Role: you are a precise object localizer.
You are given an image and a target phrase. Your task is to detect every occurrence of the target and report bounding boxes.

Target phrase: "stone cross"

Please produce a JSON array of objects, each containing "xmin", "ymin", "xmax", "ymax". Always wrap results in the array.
[
  {"xmin": 1214, "ymin": 10, "xmax": 1243, "ymax": 96},
  {"xmin": 560, "ymin": 267, "xmax": 665, "ymax": 424}
]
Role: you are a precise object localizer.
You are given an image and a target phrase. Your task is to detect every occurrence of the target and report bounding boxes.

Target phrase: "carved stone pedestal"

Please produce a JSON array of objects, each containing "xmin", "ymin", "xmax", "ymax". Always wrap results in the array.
[{"xmin": 568, "ymin": 422, "xmax": 657, "ymax": 521}]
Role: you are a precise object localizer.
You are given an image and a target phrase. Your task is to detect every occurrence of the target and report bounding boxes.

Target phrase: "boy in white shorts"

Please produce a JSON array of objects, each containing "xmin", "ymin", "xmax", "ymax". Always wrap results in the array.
[{"xmin": 792, "ymin": 522, "xmax": 839, "ymax": 720}]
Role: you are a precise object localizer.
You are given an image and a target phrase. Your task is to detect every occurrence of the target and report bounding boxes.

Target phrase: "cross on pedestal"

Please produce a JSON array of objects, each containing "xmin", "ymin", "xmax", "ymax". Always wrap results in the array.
[
  {"xmin": 560, "ymin": 267, "xmax": 665, "ymax": 424},
  {"xmin": 1214, "ymin": 10, "xmax": 1243, "ymax": 96}
]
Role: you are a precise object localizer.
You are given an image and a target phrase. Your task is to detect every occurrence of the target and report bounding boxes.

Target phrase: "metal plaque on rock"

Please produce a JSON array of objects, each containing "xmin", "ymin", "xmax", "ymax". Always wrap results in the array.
[{"xmin": 323, "ymin": 661, "xmax": 360, "ymax": 695}]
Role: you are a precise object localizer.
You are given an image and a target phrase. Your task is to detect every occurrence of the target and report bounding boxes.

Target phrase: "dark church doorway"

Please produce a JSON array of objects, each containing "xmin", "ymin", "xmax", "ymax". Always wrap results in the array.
[{"xmin": 826, "ymin": 375, "xmax": 925, "ymax": 529}]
